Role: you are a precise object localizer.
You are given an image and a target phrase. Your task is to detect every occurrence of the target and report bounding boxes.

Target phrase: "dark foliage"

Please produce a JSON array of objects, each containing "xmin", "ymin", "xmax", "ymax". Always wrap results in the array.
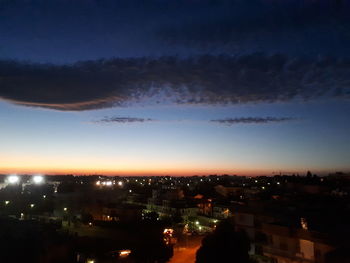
[{"xmin": 196, "ymin": 220, "xmax": 251, "ymax": 263}]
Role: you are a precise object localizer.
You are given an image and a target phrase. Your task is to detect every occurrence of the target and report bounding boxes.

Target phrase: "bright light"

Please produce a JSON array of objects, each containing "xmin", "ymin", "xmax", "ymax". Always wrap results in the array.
[
  {"xmin": 277, "ymin": 182, "xmax": 280, "ymax": 185},
  {"xmin": 5, "ymin": 201, "xmax": 10, "ymax": 205},
  {"xmin": 163, "ymin": 228, "xmax": 174, "ymax": 235},
  {"xmin": 199, "ymin": 226, "xmax": 202, "ymax": 230},
  {"xmin": 63, "ymin": 207, "xmax": 67, "ymax": 211},
  {"xmin": 195, "ymin": 221, "xmax": 199, "ymax": 225},
  {"xmin": 105, "ymin": 181, "xmax": 112, "ymax": 186},
  {"xmin": 43, "ymin": 195, "xmax": 46, "ymax": 199},
  {"xmin": 33, "ymin": 175, "xmax": 44, "ymax": 184},
  {"xmin": 88, "ymin": 222, "xmax": 93, "ymax": 226},
  {"xmin": 7, "ymin": 175, "xmax": 19, "ymax": 184},
  {"xmin": 86, "ymin": 259, "xmax": 95, "ymax": 263},
  {"xmin": 213, "ymin": 219, "xmax": 218, "ymax": 223},
  {"xmin": 118, "ymin": 181, "xmax": 123, "ymax": 186},
  {"xmin": 30, "ymin": 203, "xmax": 35, "ymax": 208},
  {"xmin": 119, "ymin": 250, "xmax": 131, "ymax": 257},
  {"xmin": 96, "ymin": 181, "xmax": 100, "ymax": 186}
]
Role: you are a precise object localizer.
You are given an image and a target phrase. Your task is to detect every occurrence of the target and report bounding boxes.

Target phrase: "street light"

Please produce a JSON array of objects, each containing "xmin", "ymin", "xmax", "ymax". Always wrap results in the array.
[
  {"xmin": 5, "ymin": 201, "xmax": 10, "ymax": 205},
  {"xmin": 33, "ymin": 175, "xmax": 44, "ymax": 184},
  {"xmin": 7, "ymin": 175, "xmax": 19, "ymax": 184}
]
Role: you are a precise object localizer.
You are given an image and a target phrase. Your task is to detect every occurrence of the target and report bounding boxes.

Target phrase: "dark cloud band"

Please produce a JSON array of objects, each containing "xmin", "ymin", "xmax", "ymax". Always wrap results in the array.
[
  {"xmin": 94, "ymin": 117, "xmax": 155, "ymax": 124},
  {"xmin": 92, "ymin": 116, "xmax": 294, "ymax": 125},
  {"xmin": 0, "ymin": 54, "xmax": 349, "ymax": 110},
  {"xmin": 210, "ymin": 117, "xmax": 296, "ymax": 125}
]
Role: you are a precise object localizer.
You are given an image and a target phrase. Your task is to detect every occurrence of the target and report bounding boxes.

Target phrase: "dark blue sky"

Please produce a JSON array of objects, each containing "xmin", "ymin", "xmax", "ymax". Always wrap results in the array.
[{"xmin": 1, "ymin": 0, "xmax": 349, "ymax": 62}]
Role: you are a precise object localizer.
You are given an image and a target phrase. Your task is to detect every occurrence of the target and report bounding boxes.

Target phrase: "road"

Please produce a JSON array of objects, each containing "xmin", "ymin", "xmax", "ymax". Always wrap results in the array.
[
  {"xmin": 169, "ymin": 246, "xmax": 200, "ymax": 263},
  {"xmin": 168, "ymin": 235, "xmax": 202, "ymax": 263}
]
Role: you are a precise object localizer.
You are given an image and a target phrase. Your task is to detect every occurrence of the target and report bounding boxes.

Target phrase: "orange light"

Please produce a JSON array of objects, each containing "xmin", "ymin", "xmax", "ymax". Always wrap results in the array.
[
  {"xmin": 119, "ymin": 250, "xmax": 131, "ymax": 257},
  {"xmin": 163, "ymin": 228, "xmax": 174, "ymax": 236}
]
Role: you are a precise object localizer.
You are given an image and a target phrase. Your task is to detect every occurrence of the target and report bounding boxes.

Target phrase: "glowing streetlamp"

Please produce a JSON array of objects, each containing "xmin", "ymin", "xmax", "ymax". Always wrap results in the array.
[
  {"xmin": 7, "ymin": 175, "xmax": 19, "ymax": 184},
  {"xmin": 30, "ymin": 203, "xmax": 35, "ymax": 208},
  {"xmin": 33, "ymin": 175, "xmax": 44, "ymax": 184},
  {"xmin": 4, "ymin": 201, "xmax": 10, "ymax": 205}
]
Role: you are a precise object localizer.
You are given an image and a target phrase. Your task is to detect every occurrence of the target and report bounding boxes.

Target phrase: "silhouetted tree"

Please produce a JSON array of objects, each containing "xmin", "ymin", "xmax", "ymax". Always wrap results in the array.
[
  {"xmin": 144, "ymin": 211, "xmax": 159, "ymax": 221},
  {"xmin": 81, "ymin": 212, "xmax": 93, "ymax": 224},
  {"xmin": 196, "ymin": 220, "xmax": 251, "ymax": 263},
  {"xmin": 172, "ymin": 211, "xmax": 183, "ymax": 224}
]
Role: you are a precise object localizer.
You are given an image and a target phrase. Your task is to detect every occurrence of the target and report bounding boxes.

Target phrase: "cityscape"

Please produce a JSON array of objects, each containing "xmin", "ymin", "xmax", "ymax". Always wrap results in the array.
[
  {"xmin": 0, "ymin": 172, "xmax": 349, "ymax": 262},
  {"xmin": 1, "ymin": 0, "xmax": 350, "ymax": 262}
]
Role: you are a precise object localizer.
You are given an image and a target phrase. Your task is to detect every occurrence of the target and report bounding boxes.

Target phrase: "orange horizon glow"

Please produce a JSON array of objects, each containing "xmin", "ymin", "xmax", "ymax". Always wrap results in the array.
[
  {"xmin": 0, "ymin": 167, "xmax": 269, "ymax": 176},
  {"xmin": 0, "ymin": 165, "xmax": 335, "ymax": 177},
  {"xmin": 0, "ymin": 154, "xmax": 276, "ymax": 176},
  {"xmin": 0, "ymin": 154, "xmax": 343, "ymax": 177}
]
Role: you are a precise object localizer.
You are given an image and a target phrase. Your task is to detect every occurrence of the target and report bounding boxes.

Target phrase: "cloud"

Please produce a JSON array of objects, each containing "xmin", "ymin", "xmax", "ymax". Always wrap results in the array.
[
  {"xmin": 210, "ymin": 117, "xmax": 296, "ymax": 125},
  {"xmin": 92, "ymin": 116, "xmax": 295, "ymax": 126},
  {"xmin": 0, "ymin": 54, "xmax": 349, "ymax": 110},
  {"xmin": 94, "ymin": 116, "xmax": 155, "ymax": 124}
]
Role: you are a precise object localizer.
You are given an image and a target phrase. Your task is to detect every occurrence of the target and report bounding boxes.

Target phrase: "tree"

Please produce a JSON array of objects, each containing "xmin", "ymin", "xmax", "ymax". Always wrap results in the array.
[
  {"xmin": 81, "ymin": 212, "xmax": 93, "ymax": 224},
  {"xmin": 196, "ymin": 220, "xmax": 251, "ymax": 263},
  {"xmin": 143, "ymin": 211, "xmax": 159, "ymax": 221}
]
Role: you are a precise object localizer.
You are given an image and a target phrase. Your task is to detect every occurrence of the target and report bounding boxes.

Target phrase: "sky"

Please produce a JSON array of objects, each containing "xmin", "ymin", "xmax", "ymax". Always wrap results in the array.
[{"xmin": 0, "ymin": 0, "xmax": 350, "ymax": 176}]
